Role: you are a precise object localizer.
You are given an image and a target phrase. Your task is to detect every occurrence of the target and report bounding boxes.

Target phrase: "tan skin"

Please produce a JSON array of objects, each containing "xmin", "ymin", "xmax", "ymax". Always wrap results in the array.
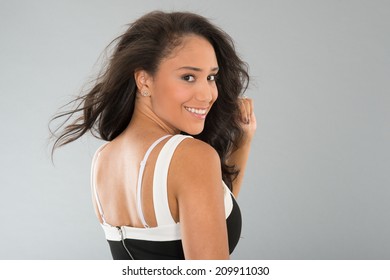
[{"xmin": 93, "ymin": 35, "xmax": 256, "ymax": 259}]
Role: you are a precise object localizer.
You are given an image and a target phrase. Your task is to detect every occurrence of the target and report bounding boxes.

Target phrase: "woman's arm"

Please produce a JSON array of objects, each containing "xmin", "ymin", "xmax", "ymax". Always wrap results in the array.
[
  {"xmin": 170, "ymin": 138, "xmax": 230, "ymax": 259},
  {"xmin": 228, "ymin": 97, "xmax": 257, "ymax": 197}
]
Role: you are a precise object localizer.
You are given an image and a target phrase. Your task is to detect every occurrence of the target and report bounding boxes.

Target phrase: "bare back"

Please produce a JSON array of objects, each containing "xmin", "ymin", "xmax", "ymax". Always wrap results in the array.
[
  {"xmin": 92, "ymin": 131, "xmax": 239, "ymax": 259},
  {"xmin": 92, "ymin": 133, "xmax": 180, "ymax": 228}
]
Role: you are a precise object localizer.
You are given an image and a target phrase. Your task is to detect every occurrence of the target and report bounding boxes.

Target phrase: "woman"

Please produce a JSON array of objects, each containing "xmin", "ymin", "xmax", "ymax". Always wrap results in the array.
[{"xmin": 51, "ymin": 11, "xmax": 256, "ymax": 259}]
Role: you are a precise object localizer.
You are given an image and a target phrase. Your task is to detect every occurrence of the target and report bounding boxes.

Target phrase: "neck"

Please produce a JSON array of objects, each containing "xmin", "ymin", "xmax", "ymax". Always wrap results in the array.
[{"xmin": 127, "ymin": 97, "xmax": 180, "ymax": 136}]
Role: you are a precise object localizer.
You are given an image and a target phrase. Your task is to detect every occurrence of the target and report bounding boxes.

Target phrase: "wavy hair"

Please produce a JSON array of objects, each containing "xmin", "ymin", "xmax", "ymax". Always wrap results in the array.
[{"xmin": 50, "ymin": 11, "xmax": 249, "ymax": 190}]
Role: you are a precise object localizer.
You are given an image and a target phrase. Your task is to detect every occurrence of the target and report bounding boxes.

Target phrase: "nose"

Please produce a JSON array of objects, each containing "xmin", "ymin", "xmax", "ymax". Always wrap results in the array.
[{"xmin": 194, "ymin": 80, "xmax": 215, "ymax": 103}]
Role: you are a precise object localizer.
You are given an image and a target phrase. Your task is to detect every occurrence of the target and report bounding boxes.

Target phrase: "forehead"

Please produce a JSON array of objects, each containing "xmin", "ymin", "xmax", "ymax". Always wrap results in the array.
[{"xmin": 159, "ymin": 35, "xmax": 218, "ymax": 69}]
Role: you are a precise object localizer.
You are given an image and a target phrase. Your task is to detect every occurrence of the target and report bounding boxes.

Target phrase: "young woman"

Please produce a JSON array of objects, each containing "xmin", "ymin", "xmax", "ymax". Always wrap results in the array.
[{"xmin": 51, "ymin": 11, "xmax": 256, "ymax": 259}]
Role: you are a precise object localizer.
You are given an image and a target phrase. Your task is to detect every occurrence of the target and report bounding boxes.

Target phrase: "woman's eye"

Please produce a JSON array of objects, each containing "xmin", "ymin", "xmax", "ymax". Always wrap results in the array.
[
  {"xmin": 183, "ymin": 75, "xmax": 195, "ymax": 82},
  {"xmin": 208, "ymin": 74, "xmax": 218, "ymax": 81}
]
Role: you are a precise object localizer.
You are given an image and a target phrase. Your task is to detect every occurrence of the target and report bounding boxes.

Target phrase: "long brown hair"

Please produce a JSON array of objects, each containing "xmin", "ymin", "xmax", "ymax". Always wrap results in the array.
[{"xmin": 50, "ymin": 11, "xmax": 249, "ymax": 190}]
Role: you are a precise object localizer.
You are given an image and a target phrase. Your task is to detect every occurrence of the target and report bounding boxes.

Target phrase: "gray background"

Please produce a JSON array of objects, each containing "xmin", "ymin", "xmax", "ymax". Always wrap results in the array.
[{"xmin": 0, "ymin": 0, "xmax": 389, "ymax": 259}]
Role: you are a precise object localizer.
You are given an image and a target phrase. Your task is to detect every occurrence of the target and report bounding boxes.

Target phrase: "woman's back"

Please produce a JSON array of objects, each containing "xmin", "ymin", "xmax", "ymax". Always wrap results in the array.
[
  {"xmin": 92, "ymin": 133, "xmax": 242, "ymax": 259},
  {"xmin": 93, "ymin": 133, "xmax": 176, "ymax": 228}
]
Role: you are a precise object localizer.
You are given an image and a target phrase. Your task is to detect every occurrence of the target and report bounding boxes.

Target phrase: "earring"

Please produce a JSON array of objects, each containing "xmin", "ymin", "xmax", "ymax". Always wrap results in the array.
[{"xmin": 141, "ymin": 91, "xmax": 150, "ymax": 97}]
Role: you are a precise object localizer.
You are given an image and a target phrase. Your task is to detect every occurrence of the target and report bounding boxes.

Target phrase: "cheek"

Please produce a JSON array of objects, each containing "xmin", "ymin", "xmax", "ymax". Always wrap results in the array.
[
  {"xmin": 161, "ymin": 81, "xmax": 191, "ymax": 103},
  {"xmin": 211, "ymin": 86, "xmax": 218, "ymax": 104},
  {"xmin": 152, "ymin": 83, "xmax": 190, "ymax": 114}
]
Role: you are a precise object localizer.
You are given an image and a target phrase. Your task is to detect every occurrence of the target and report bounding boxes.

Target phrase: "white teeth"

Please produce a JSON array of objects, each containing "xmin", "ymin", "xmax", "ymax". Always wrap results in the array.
[{"xmin": 185, "ymin": 107, "xmax": 207, "ymax": 115}]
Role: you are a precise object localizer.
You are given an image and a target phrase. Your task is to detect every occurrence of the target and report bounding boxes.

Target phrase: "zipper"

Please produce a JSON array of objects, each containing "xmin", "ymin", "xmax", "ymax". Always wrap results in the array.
[{"xmin": 117, "ymin": 226, "xmax": 134, "ymax": 260}]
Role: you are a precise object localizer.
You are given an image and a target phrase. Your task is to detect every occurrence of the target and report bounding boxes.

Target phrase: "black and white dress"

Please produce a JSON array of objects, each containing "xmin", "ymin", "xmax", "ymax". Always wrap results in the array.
[{"xmin": 91, "ymin": 134, "xmax": 242, "ymax": 260}]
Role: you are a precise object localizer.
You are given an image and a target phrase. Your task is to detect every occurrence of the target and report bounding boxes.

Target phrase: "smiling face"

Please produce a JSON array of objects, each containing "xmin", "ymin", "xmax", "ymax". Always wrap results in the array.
[{"xmin": 148, "ymin": 35, "xmax": 219, "ymax": 135}]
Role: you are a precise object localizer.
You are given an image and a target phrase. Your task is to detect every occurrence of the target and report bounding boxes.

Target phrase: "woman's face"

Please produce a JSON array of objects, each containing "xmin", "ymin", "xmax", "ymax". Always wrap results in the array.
[{"xmin": 149, "ymin": 35, "xmax": 219, "ymax": 135}]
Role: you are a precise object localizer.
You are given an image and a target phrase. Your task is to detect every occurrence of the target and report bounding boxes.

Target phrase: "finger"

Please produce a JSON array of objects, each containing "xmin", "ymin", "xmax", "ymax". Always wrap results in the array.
[
  {"xmin": 247, "ymin": 98, "xmax": 254, "ymax": 122},
  {"xmin": 239, "ymin": 98, "xmax": 248, "ymax": 124},
  {"xmin": 248, "ymin": 99, "xmax": 257, "ymax": 128},
  {"xmin": 242, "ymin": 98, "xmax": 252, "ymax": 124}
]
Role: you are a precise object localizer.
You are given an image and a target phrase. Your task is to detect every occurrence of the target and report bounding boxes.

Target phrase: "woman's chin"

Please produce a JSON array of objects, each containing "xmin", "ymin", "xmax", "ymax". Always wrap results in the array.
[{"xmin": 181, "ymin": 126, "xmax": 205, "ymax": 136}]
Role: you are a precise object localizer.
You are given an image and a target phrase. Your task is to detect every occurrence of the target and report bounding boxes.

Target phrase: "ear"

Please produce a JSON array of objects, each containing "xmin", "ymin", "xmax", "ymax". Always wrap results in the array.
[{"xmin": 134, "ymin": 69, "xmax": 153, "ymax": 93}]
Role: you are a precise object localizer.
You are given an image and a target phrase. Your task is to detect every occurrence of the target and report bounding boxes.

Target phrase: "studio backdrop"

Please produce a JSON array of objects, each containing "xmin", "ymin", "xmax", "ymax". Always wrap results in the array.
[{"xmin": 0, "ymin": 0, "xmax": 389, "ymax": 259}]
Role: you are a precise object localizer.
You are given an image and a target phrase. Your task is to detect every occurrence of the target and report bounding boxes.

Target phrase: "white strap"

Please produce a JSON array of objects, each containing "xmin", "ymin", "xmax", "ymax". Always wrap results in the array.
[
  {"xmin": 223, "ymin": 182, "xmax": 234, "ymax": 218},
  {"xmin": 136, "ymin": 135, "xmax": 171, "ymax": 228},
  {"xmin": 153, "ymin": 134, "xmax": 192, "ymax": 226},
  {"xmin": 91, "ymin": 143, "xmax": 109, "ymax": 225},
  {"xmin": 101, "ymin": 223, "xmax": 181, "ymax": 242}
]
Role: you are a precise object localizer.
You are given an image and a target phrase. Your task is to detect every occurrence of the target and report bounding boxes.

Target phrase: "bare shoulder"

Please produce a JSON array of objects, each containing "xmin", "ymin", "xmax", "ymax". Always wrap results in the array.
[
  {"xmin": 173, "ymin": 137, "xmax": 220, "ymax": 164},
  {"xmin": 168, "ymin": 136, "xmax": 223, "ymax": 201}
]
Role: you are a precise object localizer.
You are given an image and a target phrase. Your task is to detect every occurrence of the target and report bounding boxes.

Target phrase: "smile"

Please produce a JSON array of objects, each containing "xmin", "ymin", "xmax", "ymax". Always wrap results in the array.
[{"xmin": 184, "ymin": 106, "xmax": 207, "ymax": 115}]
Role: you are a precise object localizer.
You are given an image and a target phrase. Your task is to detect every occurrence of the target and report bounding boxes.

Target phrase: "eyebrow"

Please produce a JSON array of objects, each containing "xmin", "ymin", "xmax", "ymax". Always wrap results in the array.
[{"xmin": 176, "ymin": 66, "xmax": 219, "ymax": 72}]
